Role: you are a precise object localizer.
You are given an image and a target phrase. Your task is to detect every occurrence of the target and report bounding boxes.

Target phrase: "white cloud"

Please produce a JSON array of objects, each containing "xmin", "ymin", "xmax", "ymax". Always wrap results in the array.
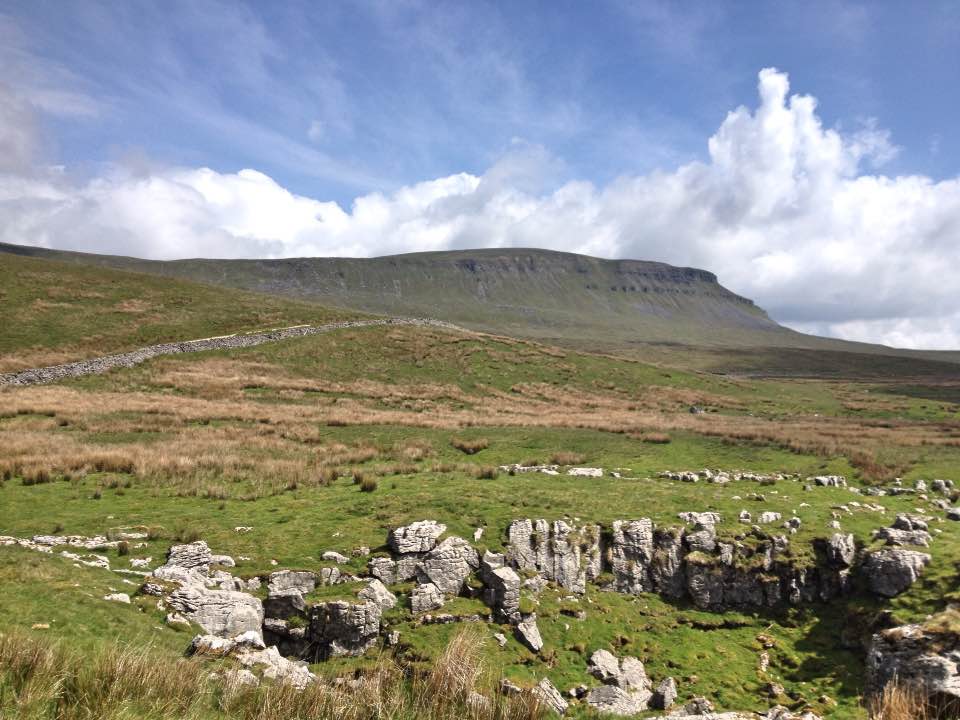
[{"xmin": 2, "ymin": 68, "xmax": 960, "ymax": 349}]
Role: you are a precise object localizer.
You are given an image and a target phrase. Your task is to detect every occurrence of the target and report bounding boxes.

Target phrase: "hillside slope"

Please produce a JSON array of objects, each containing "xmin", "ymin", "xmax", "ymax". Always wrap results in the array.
[
  {"xmin": 0, "ymin": 252, "xmax": 361, "ymax": 372},
  {"xmin": 3, "ymin": 242, "xmax": 959, "ymax": 375}
]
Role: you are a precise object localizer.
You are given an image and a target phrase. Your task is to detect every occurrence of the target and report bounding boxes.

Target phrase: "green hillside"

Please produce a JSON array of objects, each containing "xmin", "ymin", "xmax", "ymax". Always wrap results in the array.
[
  {"xmin": 4, "ymin": 242, "xmax": 959, "ymax": 377},
  {"xmin": 0, "ymin": 252, "xmax": 361, "ymax": 372}
]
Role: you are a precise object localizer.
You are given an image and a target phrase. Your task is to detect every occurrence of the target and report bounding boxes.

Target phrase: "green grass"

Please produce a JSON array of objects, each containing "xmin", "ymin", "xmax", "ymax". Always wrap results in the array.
[
  {"xmin": 3, "ymin": 258, "xmax": 960, "ymax": 719},
  {"xmin": 0, "ymin": 252, "xmax": 361, "ymax": 370}
]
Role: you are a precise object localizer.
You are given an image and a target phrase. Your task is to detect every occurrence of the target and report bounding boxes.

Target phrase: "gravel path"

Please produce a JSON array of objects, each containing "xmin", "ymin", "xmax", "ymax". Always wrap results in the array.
[{"xmin": 0, "ymin": 317, "xmax": 462, "ymax": 387}]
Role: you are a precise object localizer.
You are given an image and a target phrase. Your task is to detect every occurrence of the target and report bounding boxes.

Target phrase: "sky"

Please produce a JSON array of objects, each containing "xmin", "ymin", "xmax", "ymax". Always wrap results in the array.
[{"xmin": 1, "ymin": 1, "xmax": 959, "ymax": 349}]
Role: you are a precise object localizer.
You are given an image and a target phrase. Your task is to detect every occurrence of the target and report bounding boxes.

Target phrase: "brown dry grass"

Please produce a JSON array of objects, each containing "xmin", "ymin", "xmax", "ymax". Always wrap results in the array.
[
  {"xmin": 867, "ymin": 681, "xmax": 930, "ymax": 720},
  {"xmin": 0, "ymin": 628, "xmax": 543, "ymax": 720},
  {"xmin": 2, "ymin": 355, "xmax": 957, "ymax": 495}
]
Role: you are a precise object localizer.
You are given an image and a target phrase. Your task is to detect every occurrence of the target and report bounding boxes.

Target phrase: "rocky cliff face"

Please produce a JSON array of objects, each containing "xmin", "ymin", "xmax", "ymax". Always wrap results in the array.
[
  {"xmin": 865, "ymin": 609, "xmax": 960, "ymax": 712},
  {"xmin": 507, "ymin": 516, "xmax": 856, "ymax": 611}
]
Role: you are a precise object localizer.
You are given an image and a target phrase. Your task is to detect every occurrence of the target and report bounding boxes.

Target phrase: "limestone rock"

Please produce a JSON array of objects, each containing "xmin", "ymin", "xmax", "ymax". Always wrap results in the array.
[
  {"xmin": 609, "ymin": 520, "xmax": 654, "ymax": 594},
  {"xmin": 758, "ymin": 512, "xmax": 782, "ymax": 524},
  {"xmin": 153, "ymin": 541, "xmax": 212, "ymax": 583},
  {"xmin": 533, "ymin": 677, "xmax": 568, "ymax": 715},
  {"xmin": 865, "ymin": 613, "xmax": 960, "ymax": 703},
  {"xmin": 322, "ymin": 551, "xmax": 350, "ymax": 564},
  {"xmin": 235, "ymin": 645, "xmax": 316, "ymax": 688},
  {"xmin": 515, "ymin": 614, "xmax": 543, "ymax": 653},
  {"xmin": 651, "ymin": 677, "xmax": 677, "ymax": 710},
  {"xmin": 863, "ymin": 548, "xmax": 931, "ymax": 597},
  {"xmin": 358, "ymin": 579, "xmax": 397, "ymax": 610},
  {"xmin": 267, "ymin": 570, "xmax": 316, "ymax": 595},
  {"xmin": 167, "ymin": 584, "xmax": 264, "ymax": 638},
  {"xmin": 410, "ymin": 583, "xmax": 445, "ymax": 614},
  {"xmin": 824, "ymin": 533, "xmax": 856, "ymax": 567},
  {"xmin": 506, "ymin": 519, "xmax": 600, "ymax": 593},
  {"xmin": 103, "ymin": 592, "xmax": 131, "ymax": 604},
  {"xmin": 417, "ymin": 536, "xmax": 479, "ymax": 594},
  {"xmin": 367, "ymin": 557, "xmax": 397, "ymax": 585},
  {"xmin": 310, "ymin": 600, "xmax": 381, "ymax": 659},
  {"xmin": 685, "ymin": 523, "xmax": 717, "ymax": 553},
  {"xmin": 388, "ymin": 520, "xmax": 446, "ymax": 554},
  {"xmin": 678, "ymin": 512, "xmax": 721, "ymax": 526},
  {"xmin": 588, "ymin": 649, "xmax": 622, "ymax": 684},
  {"xmin": 483, "ymin": 565, "xmax": 521, "ymax": 623},
  {"xmin": 585, "ymin": 685, "xmax": 648, "ymax": 715}
]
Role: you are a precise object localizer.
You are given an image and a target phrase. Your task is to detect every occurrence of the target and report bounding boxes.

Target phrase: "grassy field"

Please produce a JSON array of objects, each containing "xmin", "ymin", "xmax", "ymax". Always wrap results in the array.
[
  {"xmin": 2, "ymin": 258, "xmax": 960, "ymax": 719},
  {"xmin": 0, "ymin": 252, "xmax": 362, "ymax": 372}
]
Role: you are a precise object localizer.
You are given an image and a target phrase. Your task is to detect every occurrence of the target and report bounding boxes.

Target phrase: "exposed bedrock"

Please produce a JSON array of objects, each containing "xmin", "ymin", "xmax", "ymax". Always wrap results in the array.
[{"xmin": 504, "ymin": 518, "xmax": 868, "ymax": 610}]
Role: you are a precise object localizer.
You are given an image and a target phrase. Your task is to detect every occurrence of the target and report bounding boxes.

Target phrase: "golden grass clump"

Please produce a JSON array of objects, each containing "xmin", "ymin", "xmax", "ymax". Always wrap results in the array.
[
  {"xmin": 867, "ymin": 681, "xmax": 929, "ymax": 720},
  {"xmin": 452, "ymin": 437, "xmax": 489, "ymax": 455},
  {"xmin": 548, "ymin": 451, "xmax": 585, "ymax": 465},
  {"xmin": 0, "ymin": 628, "xmax": 544, "ymax": 720}
]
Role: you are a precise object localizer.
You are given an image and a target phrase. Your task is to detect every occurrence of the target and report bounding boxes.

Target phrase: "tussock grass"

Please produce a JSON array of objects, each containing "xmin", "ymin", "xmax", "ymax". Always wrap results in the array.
[
  {"xmin": 867, "ymin": 681, "xmax": 930, "ymax": 720},
  {"xmin": 452, "ymin": 437, "xmax": 490, "ymax": 455},
  {"xmin": 0, "ymin": 628, "xmax": 543, "ymax": 720}
]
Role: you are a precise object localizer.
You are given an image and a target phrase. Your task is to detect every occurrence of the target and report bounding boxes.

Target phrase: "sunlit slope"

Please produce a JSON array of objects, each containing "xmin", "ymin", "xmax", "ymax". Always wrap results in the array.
[{"xmin": 0, "ymin": 252, "xmax": 362, "ymax": 372}]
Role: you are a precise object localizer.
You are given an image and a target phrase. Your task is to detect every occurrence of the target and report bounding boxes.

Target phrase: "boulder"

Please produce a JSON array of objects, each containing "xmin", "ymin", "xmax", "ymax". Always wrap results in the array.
[
  {"xmin": 824, "ymin": 533, "xmax": 856, "ymax": 567},
  {"xmin": 505, "ymin": 519, "xmax": 599, "ymax": 593},
  {"xmin": 267, "ymin": 570, "xmax": 316, "ymax": 595},
  {"xmin": 758, "ymin": 512, "xmax": 782, "ymax": 524},
  {"xmin": 533, "ymin": 677, "xmax": 568, "ymax": 715},
  {"xmin": 609, "ymin": 520, "xmax": 654, "ymax": 594},
  {"xmin": 874, "ymin": 527, "xmax": 931, "ymax": 547},
  {"xmin": 322, "ymin": 551, "xmax": 350, "ymax": 564},
  {"xmin": 358, "ymin": 579, "xmax": 397, "ymax": 610},
  {"xmin": 367, "ymin": 557, "xmax": 397, "ymax": 585},
  {"xmin": 410, "ymin": 583, "xmax": 445, "ymax": 614},
  {"xmin": 515, "ymin": 614, "xmax": 543, "ymax": 653},
  {"xmin": 948, "ymin": 508, "xmax": 960, "ymax": 521},
  {"xmin": 863, "ymin": 548, "xmax": 931, "ymax": 597},
  {"xmin": 167, "ymin": 584, "xmax": 264, "ymax": 638},
  {"xmin": 677, "ymin": 512, "xmax": 721, "ymax": 526},
  {"xmin": 309, "ymin": 600, "xmax": 381, "ymax": 659},
  {"xmin": 865, "ymin": 612, "xmax": 960, "ymax": 704},
  {"xmin": 388, "ymin": 520, "xmax": 446, "ymax": 554},
  {"xmin": 585, "ymin": 685, "xmax": 648, "ymax": 715},
  {"xmin": 588, "ymin": 649, "xmax": 622, "ymax": 684},
  {"xmin": 684, "ymin": 523, "xmax": 717, "ymax": 553},
  {"xmin": 417, "ymin": 536, "xmax": 479, "ymax": 594},
  {"xmin": 651, "ymin": 677, "xmax": 677, "ymax": 710},
  {"xmin": 483, "ymin": 565, "xmax": 521, "ymax": 623},
  {"xmin": 235, "ymin": 645, "xmax": 317, "ymax": 688},
  {"xmin": 103, "ymin": 592, "xmax": 131, "ymax": 604}
]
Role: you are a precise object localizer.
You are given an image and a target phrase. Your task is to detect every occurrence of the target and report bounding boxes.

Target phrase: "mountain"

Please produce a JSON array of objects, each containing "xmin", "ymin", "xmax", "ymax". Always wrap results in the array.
[{"xmin": 3, "ymin": 242, "xmax": 958, "ymax": 375}]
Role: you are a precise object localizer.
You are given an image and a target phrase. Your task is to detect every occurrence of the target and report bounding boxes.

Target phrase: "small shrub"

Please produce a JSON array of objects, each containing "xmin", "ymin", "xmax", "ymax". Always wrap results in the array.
[
  {"xmin": 360, "ymin": 477, "xmax": 378, "ymax": 493},
  {"xmin": 451, "ymin": 437, "xmax": 489, "ymax": 455},
  {"xmin": 472, "ymin": 465, "xmax": 499, "ymax": 480},
  {"xmin": 175, "ymin": 526, "xmax": 203, "ymax": 543},
  {"xmin": 351, "ymin": 470, "xmax": 365, "ymax": 485},
  {"xmin": 636, "ymin": 432, "xmax": 671, "ymax": 444},
  {"xmin": 91, "ymin": 488, "xmax": 102, "ymax": 500},
  {"xmin": 549, "ymin": 451, "xmax": 585, "ymax": 465},
  {"xmin": 51, "ymin": 522, "xmax": 64, "ymax": 534},
  {"xmin": 117, "ymin": 541, "xmax": 130, "ymax": 556},
  {"xmin": 21, "ymin": 468, "xmax": 51, "ymax": 486}
]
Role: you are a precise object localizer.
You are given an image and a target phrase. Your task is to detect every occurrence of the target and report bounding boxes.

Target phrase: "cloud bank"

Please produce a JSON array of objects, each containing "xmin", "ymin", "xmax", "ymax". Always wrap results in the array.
[{"xmin": 2, "ymin": 69, "xmax": 959, "ymax": 349}]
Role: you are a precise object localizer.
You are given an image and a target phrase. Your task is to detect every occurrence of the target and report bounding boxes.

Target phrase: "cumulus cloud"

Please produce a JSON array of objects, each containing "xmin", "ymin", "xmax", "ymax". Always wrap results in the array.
[{"xmin": 2, "ymin": 68, "xmax": 960, "ymax": 349}]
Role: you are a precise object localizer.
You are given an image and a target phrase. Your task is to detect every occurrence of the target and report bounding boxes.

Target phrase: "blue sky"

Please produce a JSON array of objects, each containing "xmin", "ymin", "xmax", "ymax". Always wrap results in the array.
[
  {"xmin": 2, "ymin": 1, "xmax": 960, "ymax": 348},
  {"xmin": 8, "ymin": 1, "xmax": 958, "ymax": 200}
]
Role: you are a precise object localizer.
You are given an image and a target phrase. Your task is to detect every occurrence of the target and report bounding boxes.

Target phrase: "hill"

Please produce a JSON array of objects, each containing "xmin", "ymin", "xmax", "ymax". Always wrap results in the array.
[
  {"xmin": 0, "ymin": 252, "xmax": 361, "ymax": 372},
  {"xmin": 4, "ymin": 242, "xmax": 959, "ymax": 378}
]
